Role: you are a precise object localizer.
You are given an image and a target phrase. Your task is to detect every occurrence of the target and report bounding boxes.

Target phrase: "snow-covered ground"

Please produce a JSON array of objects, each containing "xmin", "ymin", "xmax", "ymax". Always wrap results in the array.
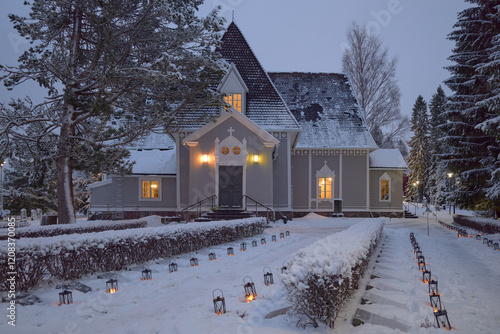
[{"xmin": 2, "ymin": 209, "xmax": 499, "ymax": 334}]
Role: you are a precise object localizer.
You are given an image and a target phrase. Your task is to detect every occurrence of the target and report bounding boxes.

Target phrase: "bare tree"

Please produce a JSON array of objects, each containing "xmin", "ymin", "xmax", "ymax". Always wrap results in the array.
[{"xmin": 342, "ymin": 23, "xmax": 408, "ymax": 147}]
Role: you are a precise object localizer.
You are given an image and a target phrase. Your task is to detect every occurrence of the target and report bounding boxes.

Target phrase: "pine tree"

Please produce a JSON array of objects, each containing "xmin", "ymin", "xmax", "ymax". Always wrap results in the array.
[
  {"xmin": 427, "ymin": 86, "xmax": 448, "ymax": 204},
  {"xmin": 443, "ymin": 0, "xmax": 500, "ymax": 213},
  {"xmin": 406, "ymin": 95, "xmax": 430, "ymax": 203}
]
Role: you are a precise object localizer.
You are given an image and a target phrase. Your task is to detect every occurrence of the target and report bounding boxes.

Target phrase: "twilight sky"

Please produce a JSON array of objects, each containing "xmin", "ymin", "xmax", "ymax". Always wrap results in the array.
[{"xmin": 1, "ymin": 0, "xmax": 469, "ymax": 122}]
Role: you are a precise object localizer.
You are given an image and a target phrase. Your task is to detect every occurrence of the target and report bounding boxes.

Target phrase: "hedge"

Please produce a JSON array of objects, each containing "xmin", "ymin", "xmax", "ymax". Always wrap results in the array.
[
  {"xmin": 0, "ymin": 219, "xmax": 148, "ymax": 240},
  {"xmin": 281, "ymin": 219, "xmax": 384, "ymax": 329},
  {"xmin": 0, "ymin": 217, "xmax": 266, "ymax": 292},
  {"xmin": 453, "ymin": 214, "xmax": 500, "ymax": 234}
]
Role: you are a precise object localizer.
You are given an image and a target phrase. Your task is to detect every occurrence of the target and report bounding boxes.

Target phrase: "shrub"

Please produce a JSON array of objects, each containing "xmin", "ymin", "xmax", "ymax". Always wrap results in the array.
[{"xmin": 453, "ymin": 215, "xmax": 500, "ymax": 234}]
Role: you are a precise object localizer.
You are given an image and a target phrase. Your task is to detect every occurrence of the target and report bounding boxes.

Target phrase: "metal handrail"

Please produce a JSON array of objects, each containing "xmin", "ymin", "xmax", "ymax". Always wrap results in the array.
[
  {"xmin": 180, "ymin": 195, "xmax": 217, "ymax": 222},
  {"xmin": 242, "ymin": 195, "xmax": 275, "ymax": 224},
  {"xmin": 404, "ymin": 201, "xmax": 419, "ymax": 215}
]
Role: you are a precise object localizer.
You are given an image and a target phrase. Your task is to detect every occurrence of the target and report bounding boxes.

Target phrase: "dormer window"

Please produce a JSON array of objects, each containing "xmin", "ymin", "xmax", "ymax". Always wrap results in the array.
[{"xmin": 224, "ymin": 93, "xmax": 242, "ymax": 112}]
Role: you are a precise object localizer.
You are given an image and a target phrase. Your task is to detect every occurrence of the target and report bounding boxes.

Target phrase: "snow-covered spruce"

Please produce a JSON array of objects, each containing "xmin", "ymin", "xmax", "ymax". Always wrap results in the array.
[
  {"xmin": 281, "ymin": 218, "xmax": 384, "ymax": 329},
  {"xmin": 0, "ymin": 219, "xmax": 147, "ymax": 240},
  {"xmin": 0, "ymin": 218, "xmax": 266, "ymax": 292}
]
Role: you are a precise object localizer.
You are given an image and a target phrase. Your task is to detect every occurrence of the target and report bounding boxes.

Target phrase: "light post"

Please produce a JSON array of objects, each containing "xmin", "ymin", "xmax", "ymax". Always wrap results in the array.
[
  {"xmin": 413, "ymin": 181, "xmax": 420, "ymax": 215},
  {"xmin": 447, "ymin": 173, "xmax": 453, "ymax": 214},
  {"xmin": 0, "ymin": 161, "xmax": 4, "ymax": 221}
]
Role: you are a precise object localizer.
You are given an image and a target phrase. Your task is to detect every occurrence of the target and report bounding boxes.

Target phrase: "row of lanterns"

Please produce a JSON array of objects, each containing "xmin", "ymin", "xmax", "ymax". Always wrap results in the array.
[
  {"xmin": 410, "ymin": 232, "xmax": 451, "ymax": 330},
  {"xmin": 439, "ymin": 221, "xmax": 499, "ymax": 251},
  {"xmin": 58, "ymin": 231, "xmax": 291, "ymax": 306}
]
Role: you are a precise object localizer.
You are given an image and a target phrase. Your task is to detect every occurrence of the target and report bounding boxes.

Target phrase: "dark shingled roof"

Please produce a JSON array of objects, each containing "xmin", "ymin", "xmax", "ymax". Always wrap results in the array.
[
  {"xmin": 268, "ymin": 72, "xmax": 377, "ymax": 149},
  {"xmin": 179, "ymin": 22, "xmax": 300, "ymax": 130}
]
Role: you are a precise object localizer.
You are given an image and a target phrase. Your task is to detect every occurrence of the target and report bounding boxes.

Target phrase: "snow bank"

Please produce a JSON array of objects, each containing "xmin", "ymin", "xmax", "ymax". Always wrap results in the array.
[{"xmin": 281, "ymin": 218, "xmax": 384, "ymax": 329}]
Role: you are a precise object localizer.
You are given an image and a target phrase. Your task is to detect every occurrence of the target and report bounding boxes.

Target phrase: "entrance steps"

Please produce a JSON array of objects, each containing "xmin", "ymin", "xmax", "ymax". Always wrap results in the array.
[{"xmin": 194, "ymin": 209, "xmax": 252, "ymax": 222}]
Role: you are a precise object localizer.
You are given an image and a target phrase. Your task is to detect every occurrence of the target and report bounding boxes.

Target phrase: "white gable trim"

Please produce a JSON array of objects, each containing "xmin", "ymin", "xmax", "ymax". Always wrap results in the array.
[
  {"xmin": 182, "ymin": 109, "xmax": 280, "ymax": 147},
  {"xmin": 217, "ymin": 63, "xmax": 249, "ymax": 93}
]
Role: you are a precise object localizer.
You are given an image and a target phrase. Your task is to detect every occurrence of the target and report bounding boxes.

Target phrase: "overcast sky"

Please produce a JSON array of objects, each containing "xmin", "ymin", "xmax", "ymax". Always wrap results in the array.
[{"xmin": 1, "ymin": 0, "xmax": 469, "ymax": 121}]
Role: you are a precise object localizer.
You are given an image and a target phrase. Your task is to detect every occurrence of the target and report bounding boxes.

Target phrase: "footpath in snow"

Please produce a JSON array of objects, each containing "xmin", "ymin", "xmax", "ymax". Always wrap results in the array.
[{"xmin": 1, "ymin": 211, "xmax": 499, "ymax": 333}]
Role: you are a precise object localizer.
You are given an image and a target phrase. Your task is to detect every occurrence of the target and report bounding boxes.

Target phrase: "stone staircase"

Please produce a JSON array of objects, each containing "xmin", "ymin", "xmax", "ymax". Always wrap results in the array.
[
  {"xmin": 404, "ymin": 209, "xmax": 419, "ymax": 219},
  {"xmin": 194, "ymin": 209, "xmax": 253, "ymax": 222}
]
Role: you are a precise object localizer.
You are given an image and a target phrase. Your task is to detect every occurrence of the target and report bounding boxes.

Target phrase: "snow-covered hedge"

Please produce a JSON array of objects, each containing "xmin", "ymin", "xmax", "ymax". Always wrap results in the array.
[
  {"xmin": 0, "ymin": 218, "xmax": 266, "ymax": 292},
  {"xmin": 282, "ymin": 219, "xmax": 384, "ymax": 329},
  {"xmin": 453, "ymin": 214, "xmax": 500, "ymax": 234},
  {"xmin": 0, "ymin": 219, "xmax": 147, "ymax": 240}
]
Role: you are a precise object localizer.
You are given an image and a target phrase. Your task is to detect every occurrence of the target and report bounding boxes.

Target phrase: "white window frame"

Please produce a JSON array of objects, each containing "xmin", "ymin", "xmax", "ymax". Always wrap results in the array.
[
  {"xmin": 379, "ymin": 173, "xmax": 391, "ymax": 202},
  {"xmin": 139, "ymin": 177, "xmax": 162, "ymax": 201}
]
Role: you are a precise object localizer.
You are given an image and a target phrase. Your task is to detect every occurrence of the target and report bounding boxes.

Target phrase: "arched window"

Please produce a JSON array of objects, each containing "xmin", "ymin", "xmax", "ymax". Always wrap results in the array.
[
  {"xmin": 316, "ymin": 161, "xmax": 335, "ymax": 200},
  {"xmin": 379, "ymin": 173, "xmax": 391, "ymax": 202}
]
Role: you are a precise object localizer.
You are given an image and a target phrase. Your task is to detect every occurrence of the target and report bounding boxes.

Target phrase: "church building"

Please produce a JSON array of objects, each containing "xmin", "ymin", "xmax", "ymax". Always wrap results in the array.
[{"xmin": 88, "ymin": 22, "xmax": 407, "ymax": 220}]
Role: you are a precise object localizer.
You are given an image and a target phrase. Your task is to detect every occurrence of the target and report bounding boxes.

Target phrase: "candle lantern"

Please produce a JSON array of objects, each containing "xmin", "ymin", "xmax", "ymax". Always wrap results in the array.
[
  {"xmin": 261, "ymin": 238, "xmax": 266, "ymax": 245},
  {"xmin": 272, "ymin": 235, "xmax": 277, "ymax": 242},
  {"xmin": 227, "ymin": 247, "xmax": 234, "ymax": 256},
  {"xmin": 169, "ymin": 262, "xmax": 178, "ymax": 273},
  {"xmin": 208, "ymin": 252, "xmax": 217, "ymax": 261},
  {"xmin": 280, "ymin": 232, "xmax": 285, "ymax": 239},
  {"xmin": 263, "ymin": 267, "xmax": 274, "ymax": 286},
  {"xmin": 106, "ymin": 277, "xmax": 118, "ymax": 293},
  {"xmin": 141, "ymin": 267, "xmax": 152, "ymax": 281},
  {"xmin": 240, "ymin": 242, "xmax": 247, "ymax": 251},
  {"xmin": 243, "ymin": 276, "xmax": 257, "ymax": 302},
  {"xmin": 410, "ymin": 232, "xmax": 414, "ymax": 238},
  {"xmin": 413, "ymin": 245, "xmax": 420, "ymax": 254},
  {"xmin": 252, "ymin": 240, "xmax": 258, "ymax": 247},
  {"xmin": 487, "ymin": 240, "xmax": 493, "ymax": 248},
  {"xmin": 476, "ymin": 234, "xmax": 481, "ymax": 241},
  {"xmin": 285, "ymin": 230, "xmax": 290, "ymax": 237},
  {"xmin": 212, "ymin": 289, "xmax": 226, "ymax": 315},
  {"xmin": 415, "ymin": 249, "xmax": 422, "ymax": 258},
  {"xmin": 418, "ymin": 255, "xmax": 426, "ymax": 271},
  {"xmin": 422, "ymin": 264, "xmax": 431, "ymax": 284},
  {"xmin": 483, "ymin": 237, "xmax": 488, "ymax": 244},
  {"xmin": 428, "ymin": 275, "xmax": 438, "ymax": 295},
  {"xmin": 494, "ymin": 242, "xmax": 499, "ymax": 251},
  {"xmin": 190, "ymin": 257, "xmax": 199, "ymax": 266},
  {"xmin": 429, "ymin": 291, "xmax": 442, "ymax": 311},
  {"xmin": 434, "ymin": 302, "xmax": 451, "ymax": 330},
  {"xmin": 281, "ymin": 261, "xmax": 288, "ymax": 274},
  {"xmin": 59, "ymin": 290, "xmax": 73, "ymax": 305}
]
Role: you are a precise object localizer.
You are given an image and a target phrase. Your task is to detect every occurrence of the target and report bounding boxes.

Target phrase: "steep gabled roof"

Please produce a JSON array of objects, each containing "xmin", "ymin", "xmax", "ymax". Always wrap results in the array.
[
  {"xmin": 179, "ymin": 22, "xmax": 300, "ymax": 131},
  {"xmin": 268, "ymin": 72, "xmax": 377, "ymax": 149}
]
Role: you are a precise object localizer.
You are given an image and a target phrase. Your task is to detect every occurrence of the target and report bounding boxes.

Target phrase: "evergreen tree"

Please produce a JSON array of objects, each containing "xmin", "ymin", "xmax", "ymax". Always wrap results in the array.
[
  {"xmin": 406, "ymin": 95, "xmax": 430, "ymax": 202},
  {"xmin": 444, "ymin": 0, "xmax": 500, "ymax": 213},
  {"xmin": 427, "ymin": 86, "xmax": 448, "ymax": 204}
]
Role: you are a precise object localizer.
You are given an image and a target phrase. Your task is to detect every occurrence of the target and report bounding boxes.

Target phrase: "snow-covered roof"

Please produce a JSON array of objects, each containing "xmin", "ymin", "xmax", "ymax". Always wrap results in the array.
[
  {"xmin": 127, "ymin": 132, "xmax": 175, "ymax": 150},
  {"xmin": 178, "ymin": 22, "xmax": 301, "ymax": 131},
  {"xmin": 369, "ymin": 149, "xmax": 407, "ymax": 169},
  {"xmin": 127, "ymin": 149, "xmax": 176, "ymax": 174},
  {"xmin": 268, "ymin": 72, "xmax": 377, "ymax": 149}
]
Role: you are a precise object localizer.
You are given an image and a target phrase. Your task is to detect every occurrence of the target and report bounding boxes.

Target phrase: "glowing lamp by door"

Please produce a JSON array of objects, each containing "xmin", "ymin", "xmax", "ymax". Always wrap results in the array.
[
  {"xmin": 202, "ymin": 154, "xmax": 208, "ymax": 163},
  {"xmin": 253, "ymin": 154, "xmax": 259, "ymax": 163}
]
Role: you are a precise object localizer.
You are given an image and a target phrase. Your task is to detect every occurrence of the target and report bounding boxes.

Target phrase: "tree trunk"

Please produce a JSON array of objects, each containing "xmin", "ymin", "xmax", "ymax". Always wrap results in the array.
[{"xmin": 56, "ymin": 108, "xmax": 76, "ymax": 224}]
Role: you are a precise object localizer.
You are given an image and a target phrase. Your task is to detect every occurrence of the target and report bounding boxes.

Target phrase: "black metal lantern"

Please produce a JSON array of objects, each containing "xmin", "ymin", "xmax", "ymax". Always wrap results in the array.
[
  {"xmin": 285, "ymin": 230, "xmax": 290, "ymax": 237},
  {"xmin": 434, "ymin": 302, "xmax": 451, "ymax": 330},
  {"xmin": 243, "ymin": 276, "xmax": 257, "ymax": 302},
  {"xmin": 414, "ymin": 245, "xmax": 420, "ymax": 254},
  {"xmin": 483, "ymin": 237, "xmax": 489, "ymax": 244},
  {"xmin": 261, "ymin": 238, "xmax": 266, "ymax": 245},
  {"xmin": 476, "ymin": 234, "xmax": 482, "ymax": 241},
  {"xmin": 59, "ymin": 290, "xmax": 73, "ymax": 305},
  {"xmin": 240, "ymin": 242, "xmax": 247, "ymax": 251},
  {"xmin": 281, "ymin": 261, "xmax": 288, "ymax": 274},
  {"xmin": 415, "ymin": 249, "xmax": 422, "ymax": 258},
  {"xmin": 212, "ymin": 289, "xmax": 226, "ymax": 315},
  {"xmin": 106, "ymin": 278, "xmax": 118, "ymax": 293},
  {"xmin": 487, "ymin": 240, "xmax": 493, "ymax": 248},
  {"xmin": 428, "ymin": 275, "xmax": 438, "ymax": 295},
  {"xmin": 169, "ymin": 262, "xmax": 178, "ymax": 273},
  {"xmin": 209, "ymin": 252, "xmax": 217, "ymax": 261},
  {"xmin": 494, "ymin": 242, "xmax": 499, "ymax": 251},
  {"xmin": 252, "ymin": 240, "xmax": 258, "ymax": 247},
  {"xmin": 429, "ymin": 290, "xmax": 442, "ymax": 311},
  {"xmin": 141, "ymin": 267, "xmax": 152, "ymax": 281},
  {"xmin": 272, "ymin": 235, "xmax": 277, "ymax": 242},
  {"xmin": 280, "ymin": 232, "xmax": 285, "ymax": 239},
  {"xmin": 190, "ymin": 257, "xmax": 199, "ymax": 266},
  {"xmin": 263, "ymin": 267, "xmax": 274, "ymax": 286},
  {"xmin": 418, "ymin": 255, "xmax": 426, "ymax": 271},
  {"xmin": 410, "ymin": 232, "xmax": 414, "ymax": 238},
  {"xmin": 227, "ymin": 247, "xmax": 234, "ymax": 256},
  {"xmin": 422, "ymin": 264, "xmax": 431, "ymax": 284}
]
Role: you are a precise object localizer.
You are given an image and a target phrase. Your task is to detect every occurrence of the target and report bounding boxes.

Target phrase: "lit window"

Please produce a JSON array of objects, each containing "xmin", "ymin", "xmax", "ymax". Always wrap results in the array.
[
  {"xmin": 221, "ymin": 146, "xmax": 230, "ymax": 155},
  {"xmin": 318, "ymin": 177, "xmax": 332, "ymax": 199},
  {"xmin": 379, "ymin": 173, "xmax": 391, "ymax": 202},
  {"xmin": 233, "ymin": 146, "xmax": 241, "ymax": 155},
  {"xmin": 142, "ymin": 180, "xmax": 159, "ymax": 199},
  {"xmin": 224, "ymin": 94, "xmax": 242, "ymax": 112}
]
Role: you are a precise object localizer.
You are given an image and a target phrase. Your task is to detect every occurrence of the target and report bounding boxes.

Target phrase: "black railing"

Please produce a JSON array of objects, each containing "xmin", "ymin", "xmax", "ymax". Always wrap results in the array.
[
  {"xmin": 242, "ymin": 195, "xmax": 275, "ymax": 224},
  {"xmin": 180, "ymin": 195, "xmax": 217, "ymax": 222}
]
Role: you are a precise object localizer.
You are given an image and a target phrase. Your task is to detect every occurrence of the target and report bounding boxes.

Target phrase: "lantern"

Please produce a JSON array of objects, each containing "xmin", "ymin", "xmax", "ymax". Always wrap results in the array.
[
  {"xmin": 252, "ymin": 240, "xmax": 258, "ymax": 247},
  {"xmin": 227, "ymin": 247, "xmax": 234, "ymax": 256},
  {"xmin": 418, "ymin": 255, "xmax": 426, "ymax": 271},
  {"xmin": 141, "ymin": 267, "xmax": 152, "ymax": 281},
  {"xmin": 209, "ymin": 252, "xmax": 217, "ymax": 261},
  {"xmin": 272, "ymin": 235, "xmax": 277, "ymax": 242},
  {"xmin": 476, "ymin": 234, "xmax": 481, "ymax": 241},
  {"xmin": 414, "ymin": 245, "xmax": 420, "ymax": 254},
  {"xmin": 415, "ymin": 249, "xmax": 422, "ymax": 258},
  {"xmin": 261, "ymin": 238, "xmax": 266, "ymax": 245},
  {"xmin": 169, "ymin": 262, "xmax": 178, "ymax": 273},
  {"xmin": 434, "ymin": 302, "xmax": 451, "ymax": 330},
  {"xmin": 106, "ymin": 278, "xmax": 118, "ymax": 293},
  {"xmin": 494, "ymin": 242, "xmax": 499, "ymax": 251},
  {"xmin": 285, "ymin": 230, "xmax": 290, "ymax": 237},
  {"xmin": 59, "ymin": 290, "xmax": 73, "ymax": 305},
  {"xmin": 410, "ymin": 232, "xmax": 414, "ymax": 238},
  {"xmin": 422, "ymin": 264, "xmax": 431, "ymax": 284},
  {"xmin": 240, "ymin": 242, "xmax": 247, "ymax": 251},
  {"xmin": 190, "ymin": 257, "xmax": 199, "ymax": 266},
  {"xmin": 428, "ymin": 275, "xmax": 438, "ymax": 295},
  {"xmin": 487, "ymin": 240, "xmax": 493, "ymax": 248},
  {"xmin": 280, "ymin": 232, "xmax": 285, "ymax": 239},
  {"xmin": 429, "ymin": 291, "xmax": 442, "ymax": 311},
  {"xmin": 212, "ymin": 289, "xmax": 226, "ymax": 315},
  {"xmin": 281, "ymin": 261, "xmax": 288, "ymax": 274},
  {"xmin": 263, "ymin": 267, "xmax": 274, "ymax": 286},
  {"xmin": 483, "ymin": 237, "xmax": 488, "ymax": 244},
  {"xmin": 243, "ymin": 276, "xmax": 257, "ymax": 302}
]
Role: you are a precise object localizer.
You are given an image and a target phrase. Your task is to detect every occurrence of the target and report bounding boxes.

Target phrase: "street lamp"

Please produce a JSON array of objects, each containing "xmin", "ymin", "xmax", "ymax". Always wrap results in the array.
[
  {"xmin": 0, "ymin": 160, "xmax": 4, "ymax": 220},
  {"xmin": 447, "ymin": 173, "xmax": 453, "ymax": 214}
]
